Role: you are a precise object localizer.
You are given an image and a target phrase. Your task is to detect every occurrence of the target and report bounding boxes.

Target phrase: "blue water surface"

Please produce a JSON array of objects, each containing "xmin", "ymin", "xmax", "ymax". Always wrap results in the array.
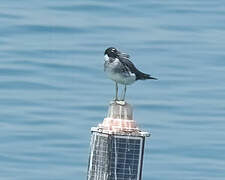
[{"xmin": 0, "ymin": 0, "xmax": 225, "ymax": 179}]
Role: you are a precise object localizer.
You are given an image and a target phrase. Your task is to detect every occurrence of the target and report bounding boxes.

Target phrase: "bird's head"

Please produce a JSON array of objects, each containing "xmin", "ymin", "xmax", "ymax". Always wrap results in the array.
[
  {"xmin": 104, "ymin": 47, "xmax": 130, "ymax": 60},
  {"xmin": 104, "ymin": 47, "xmax": 120, "ymax": 58}
]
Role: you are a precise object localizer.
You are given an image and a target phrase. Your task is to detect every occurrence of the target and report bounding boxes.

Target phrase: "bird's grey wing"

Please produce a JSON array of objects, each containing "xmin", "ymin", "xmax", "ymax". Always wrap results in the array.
[
  {"xmin": 118, "ymin": 57, "xmax": 140, "ymax": 74},
  {"xmin": 119, "ymin": 57, "xmax": 156, "ymax": 80}
]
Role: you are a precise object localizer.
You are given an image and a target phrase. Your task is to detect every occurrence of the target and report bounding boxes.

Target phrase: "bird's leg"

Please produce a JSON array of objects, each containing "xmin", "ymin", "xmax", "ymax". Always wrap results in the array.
[
  {"xmin": 122, "ymin": 85, "xmax": 126, "ymax": 101},
  {"xmin": 115, "ymin": 82, "xmax": 118, "ymax": 101}
]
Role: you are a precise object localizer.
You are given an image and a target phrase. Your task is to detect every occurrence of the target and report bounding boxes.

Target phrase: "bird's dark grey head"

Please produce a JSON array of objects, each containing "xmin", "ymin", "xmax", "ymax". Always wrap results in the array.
[{"xmin": 104, "ymin": 47, "xmax": 120, "ymax": 58}]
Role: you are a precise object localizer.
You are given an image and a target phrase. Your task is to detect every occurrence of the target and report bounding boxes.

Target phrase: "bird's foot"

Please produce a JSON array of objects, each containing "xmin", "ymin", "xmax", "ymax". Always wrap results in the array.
[
  {"xmin": 113, "ymin": 98, "xmax": 126, "ymax": 106},
  {"xmin": 113, "ymin": 97, "xmax": 119, "ymax": 102},
  {"xmin": 116, "ymin": 100, "xmax": 126, "ymax": 106}
]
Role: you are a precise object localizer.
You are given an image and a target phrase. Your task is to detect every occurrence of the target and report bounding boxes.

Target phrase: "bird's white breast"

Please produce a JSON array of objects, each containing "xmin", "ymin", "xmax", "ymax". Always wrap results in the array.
[
  {"xmin": 107, "ymin": 71, "xmax": 136, "ymax": 85},
  {"xmin": 104, "ymin": 54, "xmax": 109, "ymax": 61},
  {"xmin": 104, "ymin": 56, "xmax": 136, "ymax": 85}
]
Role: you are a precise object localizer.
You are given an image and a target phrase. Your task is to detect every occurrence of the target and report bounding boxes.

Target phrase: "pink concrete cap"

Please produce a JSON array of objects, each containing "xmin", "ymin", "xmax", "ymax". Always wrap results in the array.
[
  {"xmin": 99, "ymin": 118, "xmax": 139, "ymax": 133},
  {"xmin": 98, "ymin": 101, "xmax": 140, "ymax": 134}
]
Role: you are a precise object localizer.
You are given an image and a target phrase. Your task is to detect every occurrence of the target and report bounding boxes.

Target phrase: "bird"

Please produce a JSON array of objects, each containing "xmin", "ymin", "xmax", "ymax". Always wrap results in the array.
[{"xmin": 104, "ymin": 47, "xmax": 157, "ymax": 101}]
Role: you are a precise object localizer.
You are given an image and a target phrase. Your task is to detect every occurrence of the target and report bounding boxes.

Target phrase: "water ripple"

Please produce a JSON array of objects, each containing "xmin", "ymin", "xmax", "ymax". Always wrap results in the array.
[
  {"xmin": 49, "ymin": 4, "xmax": 132, "ymax": 15},
  {"xmin": 0, "ymin": 68, "xmax": 36, "ymax": 76},
  {"xmin": 0, "ymin": 81, "xmax": 63, "ymax": 90},
  {"xmin": 1, "ymin": 25, "xmax": 87, "ymax": 36},
  {"xmin": 0, "ymin": 13, "xmax": 23, "ymax": 19}
]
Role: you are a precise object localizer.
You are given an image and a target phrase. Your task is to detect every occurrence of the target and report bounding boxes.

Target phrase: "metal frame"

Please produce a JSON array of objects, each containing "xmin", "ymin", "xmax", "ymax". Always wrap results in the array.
[{"xmin": 87, "ymin": 131, "xmax": 146, "ymax": 180}]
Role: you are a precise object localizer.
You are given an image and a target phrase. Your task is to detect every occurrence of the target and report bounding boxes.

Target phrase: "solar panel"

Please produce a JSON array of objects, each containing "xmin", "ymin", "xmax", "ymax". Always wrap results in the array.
[
  {"xmin": 87, "ymin": 132, "xmax": 144, "ymax": 180},
  {"xmin": 87, "ymin": 133, "xmax": 109, "ymax": 179},
  {"xmin": 109, "ymin": 135, "xmax": 143, "ymax": 180}
]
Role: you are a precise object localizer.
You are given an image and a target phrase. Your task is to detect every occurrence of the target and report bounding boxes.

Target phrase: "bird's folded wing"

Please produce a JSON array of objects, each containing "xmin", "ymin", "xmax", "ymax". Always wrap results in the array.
[{"xmin": 118, "ymin": 57, "xmax": 140, "ymax": 74}]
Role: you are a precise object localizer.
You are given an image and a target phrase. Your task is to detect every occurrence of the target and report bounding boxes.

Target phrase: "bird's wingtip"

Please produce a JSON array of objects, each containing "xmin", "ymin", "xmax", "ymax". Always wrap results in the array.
[{"xmin": 149, "ymin": 76, "xmax": 158, "ymax": 80}]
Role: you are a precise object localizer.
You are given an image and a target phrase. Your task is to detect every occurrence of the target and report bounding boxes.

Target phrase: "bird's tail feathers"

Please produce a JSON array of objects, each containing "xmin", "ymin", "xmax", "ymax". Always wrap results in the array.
[
  {"xmin": 147, "ymin": 75, "xmax": 158, "ymax": 80},
  {"xmin": 136, "ymin": 72, "xmax": 157, "ymax": 80}
]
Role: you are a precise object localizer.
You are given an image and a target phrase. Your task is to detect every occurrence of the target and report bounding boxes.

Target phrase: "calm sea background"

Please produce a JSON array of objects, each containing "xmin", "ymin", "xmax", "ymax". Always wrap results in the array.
[{"xmin": 0, "ymin": 0, "xmax": 225, "ymax": 179}]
